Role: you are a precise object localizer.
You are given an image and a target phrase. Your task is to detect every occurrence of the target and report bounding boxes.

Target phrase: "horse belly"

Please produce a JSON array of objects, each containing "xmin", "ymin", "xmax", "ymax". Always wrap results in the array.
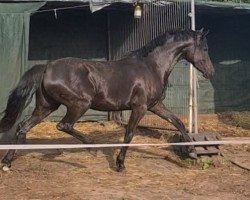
[{"xmin": 90, "ymin": 89, "xmax": 131, "ymax": 111}]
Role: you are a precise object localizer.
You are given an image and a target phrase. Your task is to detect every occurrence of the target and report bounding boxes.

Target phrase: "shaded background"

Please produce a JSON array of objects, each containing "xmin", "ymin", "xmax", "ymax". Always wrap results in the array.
[{"xmin": 196, "ymin": 6, "xmax": 250, "ymax": 113}]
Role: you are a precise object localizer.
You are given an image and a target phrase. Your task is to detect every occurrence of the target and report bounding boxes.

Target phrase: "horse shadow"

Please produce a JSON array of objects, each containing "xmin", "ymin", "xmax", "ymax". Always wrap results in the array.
[{"xmin": 0, "ymin": 124, "xmax": 185, "ymax": 171}]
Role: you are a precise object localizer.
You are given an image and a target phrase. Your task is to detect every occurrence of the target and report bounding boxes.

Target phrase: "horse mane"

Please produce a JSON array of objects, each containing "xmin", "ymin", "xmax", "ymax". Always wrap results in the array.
[{"xmin": 128, "ymin": 29, "xmax": 195, "ymax": 57}]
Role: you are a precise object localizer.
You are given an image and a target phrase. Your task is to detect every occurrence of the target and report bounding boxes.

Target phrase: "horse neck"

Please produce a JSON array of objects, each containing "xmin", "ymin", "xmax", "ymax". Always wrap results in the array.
[{"xmin": 148, "ymin": 40, "xmax": 192, "ymax": 86}]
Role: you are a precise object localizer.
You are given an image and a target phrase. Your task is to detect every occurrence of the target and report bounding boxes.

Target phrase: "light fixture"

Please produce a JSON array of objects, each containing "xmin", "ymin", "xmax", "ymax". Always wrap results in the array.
[
  {"xmin": 134, "ymin": 3, "xmax": 142, "ymax": 19},
  {"xmin": 54, "ymin": 9, "xmax": 57, "ymax": 19}
]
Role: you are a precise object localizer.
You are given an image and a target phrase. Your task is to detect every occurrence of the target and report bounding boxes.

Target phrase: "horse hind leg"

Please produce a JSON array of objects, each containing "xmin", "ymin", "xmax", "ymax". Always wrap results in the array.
[
  {"xmin": 1, "ymin": 104, "xmax": 58, "ymax": 170},
  {"xmin": 56, "ymin": 102, "xmax": 92, "ymax": 144}
]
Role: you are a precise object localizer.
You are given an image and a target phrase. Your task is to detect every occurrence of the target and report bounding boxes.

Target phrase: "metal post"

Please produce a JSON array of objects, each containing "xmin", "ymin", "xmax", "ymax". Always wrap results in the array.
[
  {"xmin": 189, "ymin": 0, "xmax": 198, "ymax": 133},
  {"xmin": 189, "ymin": 63, "xmax": 193, "ymax": 133},
  {"xmin": 192, "ymin": 0, "xmax": 198, "ymax": 134},
  {"xmin": 107, "ymin": 12, "xmax": 112, "ymax": 121}
]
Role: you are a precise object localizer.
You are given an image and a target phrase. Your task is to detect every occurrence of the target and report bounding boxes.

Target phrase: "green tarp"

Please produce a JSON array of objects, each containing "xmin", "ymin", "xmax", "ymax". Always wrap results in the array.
[
  {"xmin": 0, "ymin": 2, "xmax": 45, "ymax": 112},
  {"xmin": 0, "ymin": 2, "xmax": 45, "ymax": 142}
]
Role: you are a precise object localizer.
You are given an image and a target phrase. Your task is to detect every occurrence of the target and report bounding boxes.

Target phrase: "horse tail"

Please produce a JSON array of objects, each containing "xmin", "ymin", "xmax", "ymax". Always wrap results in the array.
[{"xmin": 0, "ymin": 64, "xmax": 46, "ymax": 132}]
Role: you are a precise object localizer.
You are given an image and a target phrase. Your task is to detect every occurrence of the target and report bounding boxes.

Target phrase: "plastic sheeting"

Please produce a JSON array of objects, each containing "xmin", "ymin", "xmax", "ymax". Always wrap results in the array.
[
  {"xmin": 0, "ymin": 2, "xmax": 45, "ymax": 112},
  {"xmin": 0, "ymin": 1, "xmax": 148, "ymax": 12},
  {"xmin": 0, "ymin": 2, "xmax": 45, "ymax": 142}
]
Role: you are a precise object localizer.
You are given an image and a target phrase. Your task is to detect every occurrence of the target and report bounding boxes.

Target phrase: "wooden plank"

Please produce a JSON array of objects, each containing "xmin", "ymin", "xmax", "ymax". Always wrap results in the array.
[
  {"xmin": 188, "ymin": 133, "xmax": 221, "ymax": 156},
  {"xmin": 196, "ymin": 148, "xmax": 220, "ymax": 155}
]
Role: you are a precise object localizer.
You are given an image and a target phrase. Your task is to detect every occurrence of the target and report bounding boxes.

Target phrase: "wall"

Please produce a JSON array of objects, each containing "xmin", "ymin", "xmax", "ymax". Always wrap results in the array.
[{"xmin": 29, "ymin": 8, "xmax": 108, "ymax": 60}]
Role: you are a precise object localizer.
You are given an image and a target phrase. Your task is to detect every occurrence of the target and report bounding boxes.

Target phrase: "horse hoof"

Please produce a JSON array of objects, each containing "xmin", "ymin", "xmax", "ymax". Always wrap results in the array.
[
  {"xmin": 116, "ymin": 166, "xmax": 125, "ymax": 172},
  {"xmin": 1, "ymin": 158, "xmax": 11, "ymax": 171},
  {"xmin": 2, "ymin": 165, "xmax": 10, "ymax": 172},
  {"xmin": 188, "ymin": 152, "xmax": 198, "ymax": 159},
  {"xmin": 116, "ymin": 163, "xmax": 125, "ymax": 172},
  {"xmin": 82, "ymin": 137, "xmax": 93, "ymax": 144}
]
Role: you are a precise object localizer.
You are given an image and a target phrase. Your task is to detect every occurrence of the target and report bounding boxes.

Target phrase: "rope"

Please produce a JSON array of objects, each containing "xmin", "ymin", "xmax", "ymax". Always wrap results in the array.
[
  {"xmin": 0, "ymin": 140, "xmax": 250, "ymax": 150},
  {"xmin": 34, "ymin": 5, "xmax": 90, "ymax": 14}
]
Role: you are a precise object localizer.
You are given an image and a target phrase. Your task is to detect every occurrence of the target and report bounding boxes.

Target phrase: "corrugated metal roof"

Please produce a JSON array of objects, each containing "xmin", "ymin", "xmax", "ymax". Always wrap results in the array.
[
  {"xmin": 196, "ymin": 0, "xmax": 250, "ymax": 10},
  {"xmin": 0, "ymin": 0, "xmax": 141, "ymax": 12},
  {"xmin": 1, "ymin": 1, "xmax": 250, "ymax": 12}
]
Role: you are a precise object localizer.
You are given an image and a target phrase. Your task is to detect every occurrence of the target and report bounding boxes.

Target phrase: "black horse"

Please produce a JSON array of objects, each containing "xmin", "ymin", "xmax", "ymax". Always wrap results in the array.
[{"xmin": 0, "ymin": 29, "xmax": 214, "ymax": 171}]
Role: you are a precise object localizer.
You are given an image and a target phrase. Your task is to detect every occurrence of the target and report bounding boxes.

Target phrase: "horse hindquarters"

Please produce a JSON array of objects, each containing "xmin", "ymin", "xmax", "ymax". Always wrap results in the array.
[{"xmin": 0, "ymin": 64, "xmax": 46, "ymax": 133}]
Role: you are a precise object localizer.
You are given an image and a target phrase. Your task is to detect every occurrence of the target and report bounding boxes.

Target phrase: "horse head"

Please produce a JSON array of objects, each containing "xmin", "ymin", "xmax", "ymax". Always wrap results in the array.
[{"xmin": 184, "ymin": 29, "xmax": 214, "ymax": 79}]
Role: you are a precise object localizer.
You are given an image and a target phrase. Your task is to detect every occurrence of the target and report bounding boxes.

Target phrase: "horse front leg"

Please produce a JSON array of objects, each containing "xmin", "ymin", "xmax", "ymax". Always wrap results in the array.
[
  {"xmin": 116, "ymin": 104, "xmax": 147, "ymax": 172},
  {"xmin": 56, "ymin": 104, "xmax": 92, "ymax": 144},
  {"xmin": 149, "ymin": 101, "xmax": 197, "ymax": 159}
]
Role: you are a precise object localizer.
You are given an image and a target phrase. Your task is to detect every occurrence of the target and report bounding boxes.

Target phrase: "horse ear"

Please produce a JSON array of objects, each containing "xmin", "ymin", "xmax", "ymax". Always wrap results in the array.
[
  {"xmin": 202, "ymin": 30, "xmax": 209, "ymax": 37},
  {"xmin": 198, "ymin": 28, "xmax": 204, "ymax": 33},
  {"xmin": 196, "ymin": 28, "xmax": 203, "ymax": 42},
  {"xmin": 196, "ymin": 29, "xmax": 209, "ymax": 42}
]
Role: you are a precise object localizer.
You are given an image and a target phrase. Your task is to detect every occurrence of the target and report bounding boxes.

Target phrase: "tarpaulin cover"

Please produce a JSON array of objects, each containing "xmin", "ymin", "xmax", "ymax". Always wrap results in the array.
[
  {"xmin": 0, "ymin": 2, "xmax": 45, "ymax": 112},
  {"xmin": 0, "ymin": 2, "xmax": 45, "ymax": 142}
]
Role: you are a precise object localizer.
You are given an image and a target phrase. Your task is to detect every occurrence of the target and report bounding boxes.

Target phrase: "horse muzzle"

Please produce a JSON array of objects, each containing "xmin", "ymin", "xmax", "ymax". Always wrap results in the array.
[{"xmin": 203, "ymin": 70, "xmax": 214, "ymax": 79}]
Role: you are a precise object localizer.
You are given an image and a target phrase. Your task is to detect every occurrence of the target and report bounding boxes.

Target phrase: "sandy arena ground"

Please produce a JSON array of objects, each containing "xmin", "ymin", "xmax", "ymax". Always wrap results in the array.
[{"xmin": 0, "ymin": 114, "xmax": 249, "ymax": 200}]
